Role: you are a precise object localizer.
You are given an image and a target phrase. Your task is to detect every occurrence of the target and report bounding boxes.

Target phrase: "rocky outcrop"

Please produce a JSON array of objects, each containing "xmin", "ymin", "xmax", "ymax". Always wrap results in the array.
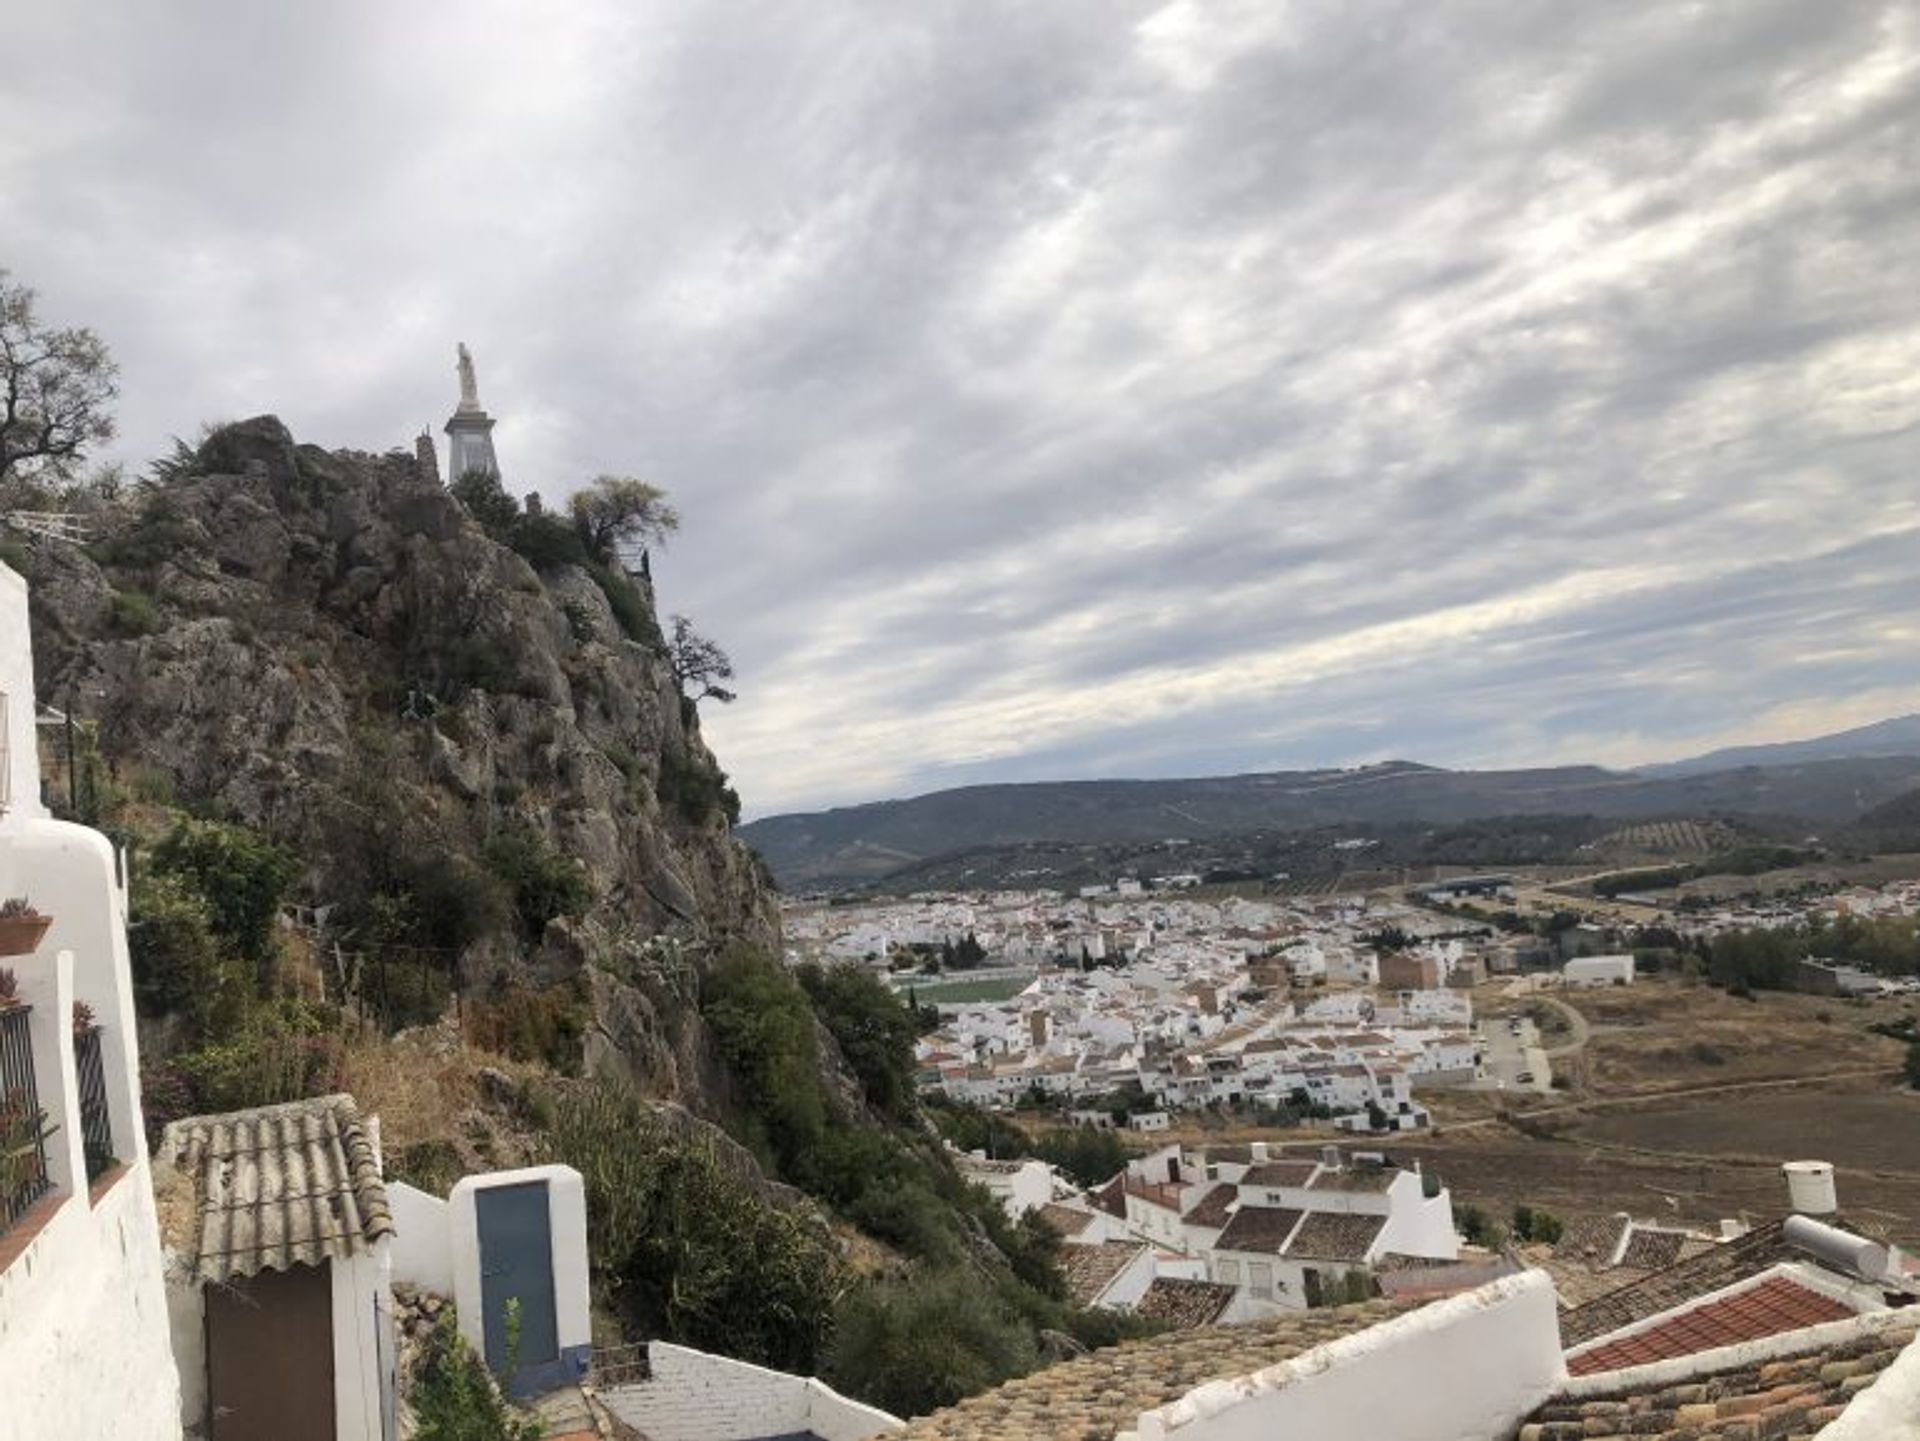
[{"xmin": 20, "ymin": 416, "xmax": 777, "ymax": 1108}]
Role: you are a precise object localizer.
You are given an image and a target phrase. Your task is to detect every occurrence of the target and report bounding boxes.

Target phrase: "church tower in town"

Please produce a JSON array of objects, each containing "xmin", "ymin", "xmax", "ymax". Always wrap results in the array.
[{"xmin": 444, "ymin": 342, "xmax": 500, "ymax": 481}]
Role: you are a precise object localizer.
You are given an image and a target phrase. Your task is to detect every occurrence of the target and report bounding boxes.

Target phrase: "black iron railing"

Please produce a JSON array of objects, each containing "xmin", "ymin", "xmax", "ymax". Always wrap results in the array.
[
  {"xmin": 73, "ymin": 1024, "xmax": 114, "ymax": 1184},
  {"xmin": 0, "ymin": 1005, "xmax": 51, "ymax": 1233}
]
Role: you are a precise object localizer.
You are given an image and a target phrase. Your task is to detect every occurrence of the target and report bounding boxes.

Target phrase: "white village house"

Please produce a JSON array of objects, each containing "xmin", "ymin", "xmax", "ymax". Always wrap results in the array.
[{"xmin": 0, "ymin": 557, "xmax": 184, "ymax": 1441}]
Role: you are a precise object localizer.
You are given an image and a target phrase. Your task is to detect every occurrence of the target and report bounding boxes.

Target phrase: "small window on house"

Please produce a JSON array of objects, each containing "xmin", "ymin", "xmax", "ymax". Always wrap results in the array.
[
  {"xmin": 1248, "ymin": 1262, "xmax": 1274, "ymax": 1298},
  {"xmin": 1215, "ymin": 1258, "xmax": 1242, "ymax": 1285}
]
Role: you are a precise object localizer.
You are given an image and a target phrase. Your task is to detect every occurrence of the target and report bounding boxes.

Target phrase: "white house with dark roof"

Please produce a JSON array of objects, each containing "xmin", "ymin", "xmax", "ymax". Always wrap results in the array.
[{"xmin": 0, "ymin": 557, "xmax": 184, "ymax": 1441}]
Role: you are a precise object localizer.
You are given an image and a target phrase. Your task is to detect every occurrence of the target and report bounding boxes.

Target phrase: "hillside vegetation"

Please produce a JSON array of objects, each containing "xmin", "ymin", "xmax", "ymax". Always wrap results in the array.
[{"xmin": 7, "ymin": 417, "xmax": 1125, "ymax": 1415}]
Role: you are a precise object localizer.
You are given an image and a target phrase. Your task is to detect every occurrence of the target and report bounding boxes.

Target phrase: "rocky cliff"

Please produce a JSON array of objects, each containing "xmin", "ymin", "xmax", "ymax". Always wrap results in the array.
[{"xmin": 17, "ymin": 415, "xmax": 775, "ymax": 1106}]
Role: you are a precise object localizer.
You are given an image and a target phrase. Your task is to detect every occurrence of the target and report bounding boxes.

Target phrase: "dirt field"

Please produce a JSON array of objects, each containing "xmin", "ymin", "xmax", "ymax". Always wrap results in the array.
[
  {"xmin": 1574, "ymin": 1091, "xmax": 1920, "ymax": 1175},
  {"xmin": 1388, "ymin": 1099, "xmax": 1920, "ymax": 1241}
]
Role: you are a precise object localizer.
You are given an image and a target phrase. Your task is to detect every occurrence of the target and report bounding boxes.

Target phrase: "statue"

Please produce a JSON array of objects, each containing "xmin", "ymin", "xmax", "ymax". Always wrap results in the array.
[{"xmin": 456, "ymin": 343, "xmax": 480, "ymax": 409}]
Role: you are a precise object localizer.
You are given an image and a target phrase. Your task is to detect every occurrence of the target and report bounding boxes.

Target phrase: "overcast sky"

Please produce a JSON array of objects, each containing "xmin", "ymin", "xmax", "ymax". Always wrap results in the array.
[{"xmin": 4, "ymin": 2, "xmax": 1919, "ymax": 816}]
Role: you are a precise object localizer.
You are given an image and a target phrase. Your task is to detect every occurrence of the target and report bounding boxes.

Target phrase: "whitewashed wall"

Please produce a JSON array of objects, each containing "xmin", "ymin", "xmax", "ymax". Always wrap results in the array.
[
  {"xmin": 1122, "ymin": 1272, "xmax": 1564, "ymax": 1441},
  {"xmin": 331, "ymin": 1243, "xmax": 393, "ymax": 1441},
  {"xmin": 388, "ymin": 1180, "xmax": 455, "ymax": 1296},
  {"xmin": 600, "ymin": 1342, "xmax": 902, "ymax": 1441},
  {"xmin": 0, "ymin": 1161, "xmax": 183, "ymax": 1441},
  {"xmin": 0, "ymin": 562, "xmax": 45, "ymax": 819},
  {"xmin": 0, "ymin": 573, "xmax": 181, "ymax": 1441}
]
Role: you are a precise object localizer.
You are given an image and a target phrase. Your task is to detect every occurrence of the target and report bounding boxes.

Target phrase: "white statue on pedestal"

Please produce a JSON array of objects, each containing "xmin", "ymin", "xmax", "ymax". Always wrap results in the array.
[{"xmin": 456, "ymin": 343, "xmax": 480, "ymax": 410}]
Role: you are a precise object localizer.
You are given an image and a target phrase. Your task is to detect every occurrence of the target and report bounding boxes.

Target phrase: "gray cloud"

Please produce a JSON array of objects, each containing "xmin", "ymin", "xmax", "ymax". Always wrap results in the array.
[{"xmin": 4, "ymin": 0, "xmax": 1919, "ymax": 814}]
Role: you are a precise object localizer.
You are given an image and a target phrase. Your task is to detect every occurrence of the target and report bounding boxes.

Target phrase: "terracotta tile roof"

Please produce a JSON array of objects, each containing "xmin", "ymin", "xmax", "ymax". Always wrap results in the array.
[
  {"xmin": 1241, "ymin": 1159, "xmax": 1318, "ymax": 1188},
  {"xmin": 1285, "ymin": 1211, "xmax": 1386, "ymax": 1264},
  {"xmin": 1060, "ymin": 1241, "xmax": 1148, "ymax": 1307},
  {"xmin": 1214, "ymin": 1205, "xmax": 1305, "ymax": 1256},
  {"xmin": 1091, "ymin": 1176, "xmax": 1127, "ymax": 1218},
  {"xmin": 1558, "ymin": 1220, "xmax": 1791, "ymax": 1348},
  {"xmin": 1181, "ymin": 1183, "xmax": 1237, "ymax": 1230},
  {"xmin": 157, "ymin": 1094, "xmax": 393, "ymax": 1285},
  {"xmin": 1552, "ymin": 1212, "xmax": 1630, "ymax": 1268},
  {"xmin": 1036, "ymin": 1203, "xmax": 1096, "ymax": 1240},
  {"xmin": 898, "ymin": 1298, "xmax": 1410, "ymax": 1439},
  {"xmin": 1567, "ymin": 1273, "xmax": 1860, "ymax": 1376},
  {"xmin": 1134, "ymin": 1277, "xmax": 1235, "ymax": 1329},
  {"xmin": 1518, "ymin": 1319, "xmax": 1918, "ymax": 1441}
]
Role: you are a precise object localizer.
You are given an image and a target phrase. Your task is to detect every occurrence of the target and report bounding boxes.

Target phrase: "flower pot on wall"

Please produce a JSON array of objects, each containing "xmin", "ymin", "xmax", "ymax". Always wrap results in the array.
[{"xmin": 0, "ymin": 916, "xmax": 52, "ymax": 957}]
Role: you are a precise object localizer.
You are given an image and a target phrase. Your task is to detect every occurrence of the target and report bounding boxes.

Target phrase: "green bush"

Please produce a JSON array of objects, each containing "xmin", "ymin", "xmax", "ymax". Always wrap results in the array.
[
  {"xmin": 699, "ymin": 946, "xmax": 828, "ymax": 1170},
  {"xmin": 506, "ymin": 512, "xmax": 591, "ymax": 572},
  {"xmin": 128, "ymin": 872, "xmax": 224, "ymax": 1018},
  {"xmin": 797, "ymin": 962, "xmax": 922, "ymax": 1119},
  {"xmin": 656, "ymin": 744, "xmax": 740, "ymax": 827},
  {"xmin": 172, "ymin": 1003, "xmax": 345, "ymax": 1113},
  {"xmin": 411, "ymin": 1310, "xmax": 541, "ymax": 1441},
  {"xmin": 152, "ymin": 817, "xmax": 297, "ymax": 978},
  {"xmin": 545, "ymin": 1083, "xmax": 840, "ymax": 1372},
  {"xmin": 101, "ymin": 589, "xmax": 161, "ymax": 637},
  {"xmin": 483, "ymin": 825, "xmax": 593, "ymax": 939},
  {"xmin": 825, "ymin": 1269, "xmax": 1041, "ymax": 1418},
  {"xmin": 449, "ymin": 469, "xmax": 520, "ymax": 540},
  {"xmin": 583, "ymin": 561, "xmax": 662, "ymax": 649}
]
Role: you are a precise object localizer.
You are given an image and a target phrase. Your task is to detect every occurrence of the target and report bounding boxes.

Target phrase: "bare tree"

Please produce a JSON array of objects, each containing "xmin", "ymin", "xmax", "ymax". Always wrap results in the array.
[
  {"xmin": 570, "ymin": 474, "xmax": 679, "ymax": 565},
  {"xmin": 0, "ymin": 271, "xmax": 118, "ymax": 488},
  {"xmin": 668, "ymin": 614, "xmax": 737, "ymax": 703}
]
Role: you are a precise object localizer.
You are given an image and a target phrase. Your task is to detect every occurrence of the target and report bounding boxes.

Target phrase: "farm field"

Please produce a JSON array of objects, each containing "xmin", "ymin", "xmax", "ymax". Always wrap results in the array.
[
  {"xmin": 1571, "ymin": 1090, "xmax": 1920, "ymax": 1176},
  {"xmin": 1390, "ymin": 1093, "xmax": 1920, "ymax": 1240}
]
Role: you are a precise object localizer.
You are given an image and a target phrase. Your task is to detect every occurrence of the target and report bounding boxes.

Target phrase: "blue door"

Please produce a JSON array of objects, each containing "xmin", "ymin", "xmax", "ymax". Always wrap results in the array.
[{"xmin": 476, "ymin": 1182, "xmax": 560, "ymax": 1383}]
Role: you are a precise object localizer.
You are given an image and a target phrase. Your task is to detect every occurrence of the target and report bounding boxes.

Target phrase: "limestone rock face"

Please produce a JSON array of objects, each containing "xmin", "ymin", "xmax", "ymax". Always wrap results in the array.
[{"xmin": 22, "ymin": 415, "xmax": 777, "ymax": 1111}]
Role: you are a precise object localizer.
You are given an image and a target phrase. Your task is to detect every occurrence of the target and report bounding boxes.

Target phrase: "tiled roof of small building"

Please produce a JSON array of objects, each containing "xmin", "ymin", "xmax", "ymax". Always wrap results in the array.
[
  {"xmin": 1305, "ymin": 1164, "xmax": 1398, "ymax": 1194},
  {"xmin": 1242, "ymin": 1160, "xmax": 1318, "ymax": 1188},
  {"xmin": 1181, "ymin": 1183, "xmax": 1237, "ymax": 1229},
  {"xmin": 1036, "ymin": 1203, "xmax": 1096, "ymax": 1239},
  {"xmin": 1091, "ymin": 1175, "xmax": 1128, "ymax": 1218},
  {"xmin": 1516, "ymin": 1318, "xmax": 1918, "ymax": 1440},
  {"xmin": 157, "ymin": 1094, "xmax": 393, "ymax": 1285},
  {"xmin": 1617, "ymin": 1226, "xmax": 1693, "ymax": 1270},
  {"xmin": 1134, "ymin": 1277, "xmax": 1235, "ymax": 1329},
  {"xmin": 1060, "ymin": 1241, "xmax": 1149, "ymax": 1307},
  {"xmin": 1553, "ymin": 1212, "xmax": 1631, "ymax": 1267},
  {"xmin": 898, "ymin": 1299, "xmax": 1409, "ymax": 1440},
  {"xmin": 1285, "ymin": 1210, "xmax": 1386, "ymax": 1264},
  {"xmin": 1214, "ymin": 1205, "xmax": 1305, "ymax": 1256}
]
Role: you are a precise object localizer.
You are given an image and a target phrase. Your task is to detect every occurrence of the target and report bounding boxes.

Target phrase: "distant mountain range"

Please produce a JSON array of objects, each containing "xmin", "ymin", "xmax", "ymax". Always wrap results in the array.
[
  {"xmin": 740, "ymin": 717, "xmax": 1920, "ymax": 889},
  {"xmin": 1638, "ymin": 714, "xmax": 1920, "ymax": 777}
]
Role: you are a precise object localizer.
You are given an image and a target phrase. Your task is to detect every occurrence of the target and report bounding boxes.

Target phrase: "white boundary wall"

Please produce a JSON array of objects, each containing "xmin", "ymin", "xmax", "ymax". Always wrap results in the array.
[
  {"xmin": 388, "ymin": 1180, "xmax": 455, "ymax": 1296},
  {"xmin": 600, "ymin": 1342, "xmax": 902, "ymax": 1441},
  {"xmin": 1121, "ymin": 1271, "xmax": 1564, "ymax": 1441}
]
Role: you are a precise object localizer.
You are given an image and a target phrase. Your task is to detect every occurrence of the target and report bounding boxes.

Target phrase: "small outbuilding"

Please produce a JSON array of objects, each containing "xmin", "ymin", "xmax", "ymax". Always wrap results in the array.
[{"xmin": 156, "ymin": 1094, "xmax": 397, "ymax": 1441}]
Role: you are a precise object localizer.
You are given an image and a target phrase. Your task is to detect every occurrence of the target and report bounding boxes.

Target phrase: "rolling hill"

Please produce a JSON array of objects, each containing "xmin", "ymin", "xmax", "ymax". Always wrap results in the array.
[{"xmin": 741, "ymin": 754, "xmax": 1920, "ymax": 890}]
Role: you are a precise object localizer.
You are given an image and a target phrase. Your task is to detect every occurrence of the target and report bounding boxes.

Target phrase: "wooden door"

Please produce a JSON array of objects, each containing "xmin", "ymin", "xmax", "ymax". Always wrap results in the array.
[{"xmin": 207, "ymin": 1261, "xmax": 335, "ymax": 1441}]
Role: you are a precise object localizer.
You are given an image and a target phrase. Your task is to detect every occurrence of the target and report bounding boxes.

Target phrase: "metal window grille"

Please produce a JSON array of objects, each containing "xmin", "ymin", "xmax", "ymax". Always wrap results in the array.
[
  {"xmin": 0, "ymin": 1005, "xmax": 51, "ymax": 1233},
  {"xmin": 73, "ymin": 1024, "xmax": 114, "ymax": 1184}
]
